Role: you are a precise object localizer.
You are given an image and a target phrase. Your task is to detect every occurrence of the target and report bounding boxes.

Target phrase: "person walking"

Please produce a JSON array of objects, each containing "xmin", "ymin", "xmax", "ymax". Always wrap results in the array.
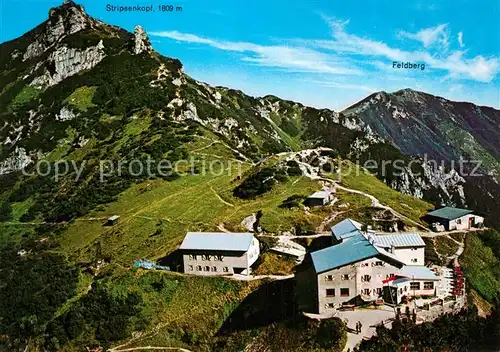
[{"xmin": 358, "ymin": 321, "xmax": 363, "ymax": 334}]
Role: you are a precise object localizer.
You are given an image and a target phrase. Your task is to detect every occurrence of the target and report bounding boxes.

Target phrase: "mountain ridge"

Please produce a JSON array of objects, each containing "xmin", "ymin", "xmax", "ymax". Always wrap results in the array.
[
  {"xmin": 1, "ymin": 2, "xmax": 500, "ymax": 351},
  {"xmin": 0, "ymin": 0, "xmax": 497, "ymax": 225}
]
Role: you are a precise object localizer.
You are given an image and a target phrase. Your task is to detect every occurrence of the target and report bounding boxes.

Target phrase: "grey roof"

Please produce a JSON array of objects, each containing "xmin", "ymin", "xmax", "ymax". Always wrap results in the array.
[
  {"xmin": 180, "ymin": 232, "xmax": 254, "ymax": 252},
  {"xmin": 331, "ymin": 218, "xmax": 363, "ymax": 240},
  {"xmin": 311, "ymin": 231, "xmax": 405, "ymax": 273},
  {"xmin": 374, "ymin": 233, "xmax": 425, "ymax": 248},
  {"xmin": 108, "ymin": 215, "xmax": 120, "ymax": 221},
  {"xmin": 426, "ymin": 207, "xmax": 473, "ymax": 220},
  {"xmin": 309, "ymin": 190, "xmax": 332, "ymax": 199},
  {"xmin": 396, "ymin": 265, "xmax": 439, "ymax": 281}
]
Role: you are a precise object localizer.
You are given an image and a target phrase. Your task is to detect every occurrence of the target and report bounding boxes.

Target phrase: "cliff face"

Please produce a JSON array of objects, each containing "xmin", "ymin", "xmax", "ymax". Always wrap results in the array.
[
  {"xmin": 22, "ymin": 1, "xmax": 94, "ymax": 61},
  {"xmin": 30, "ymin": 39, "xmax": 106, "ymax": 87}
]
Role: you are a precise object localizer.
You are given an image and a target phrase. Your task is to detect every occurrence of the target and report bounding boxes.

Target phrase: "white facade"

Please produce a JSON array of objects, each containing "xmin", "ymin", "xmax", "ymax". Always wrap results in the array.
[
  {"xmin": 181, "ymin": 235, "xmax": 260, "ymax": 276},
  {"xmin": 392, "ymin": 247, "xmax": 425, "ymax": 266},
  {"xmin": 407, "ymin": 279, "xmax": 437, "ymax": 296},
  {"xmin": 448, "ymin": 214, "xmax": 484, "ymax": 231},
  {"xmin": 374, "ymin": 234, "xmax": 426, "ymax": 266},
  {"xmin": 317, "ymin": 256, "xmax": 402, "ymax": 313}
]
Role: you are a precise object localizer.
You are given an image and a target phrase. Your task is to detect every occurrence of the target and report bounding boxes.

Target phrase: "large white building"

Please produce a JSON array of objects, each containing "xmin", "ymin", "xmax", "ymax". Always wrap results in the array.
[
  {"xmin": 179, "ymin": 232, "xmax": 260, "ymax": 276},
  {"xmin": 296, "ymin": 219, "xmax": 439, "ymax": 314},
  {"xmin": 373, "ymin": 233, "xmax": 426, "ymax": 265}
]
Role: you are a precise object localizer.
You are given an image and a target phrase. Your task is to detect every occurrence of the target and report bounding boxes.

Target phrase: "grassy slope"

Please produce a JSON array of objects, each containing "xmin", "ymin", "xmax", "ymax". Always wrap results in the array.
[
  {"xmin": 54, "ymin": 136, "xmax": 321, "ymax": 264},
  {"xmin": 92, "ymin": 268, "xmax": 262, "ymax": 352},
  {"xmin": 435, "ymin": 236, "xmax": 460, "ymax": 257},
  {"xmin": 461, "ymin": 233, "xmax": 500, "ymax": 302},
  {"xmin": 335, "ymin": 163, "xmax": 434, "ymax": 225},
  {"xmin": 0, "ymin": 122, "xmax": 436, "ymax": 352}
]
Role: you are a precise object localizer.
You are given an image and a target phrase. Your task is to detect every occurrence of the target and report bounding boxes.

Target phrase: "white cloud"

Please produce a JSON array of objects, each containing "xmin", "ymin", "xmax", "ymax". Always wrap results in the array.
[
  {"xmin": 150, "ymin": 19, "xmax": 499, "ymax": 90},
  {"xmin": 150, "ymin": 31, "xmax": 361, "ymax": 75},
  {"xmin": 399, "ymin": 24, "xmax": 449, "ymax": 49},
  {"xmin": 315, "ymin": 20, "xmax": 499, "ymax": 82},
  {"xmin": 458, "ymin": 31, "xmax": 465, "ymax": 48}
]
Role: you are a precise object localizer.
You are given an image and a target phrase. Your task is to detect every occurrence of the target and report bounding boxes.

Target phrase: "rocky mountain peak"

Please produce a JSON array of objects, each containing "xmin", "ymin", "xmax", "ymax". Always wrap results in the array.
[
  {"xmin": 133, "ymin": 25, "xmax": 152, "ymax": 55},
  {"xmin": 48, "ymin": 0, "xmax": 87, "ymax": 22},
  {"xmin": 23, "ymin": 1, "xmax": 95, "ymax": 61}
]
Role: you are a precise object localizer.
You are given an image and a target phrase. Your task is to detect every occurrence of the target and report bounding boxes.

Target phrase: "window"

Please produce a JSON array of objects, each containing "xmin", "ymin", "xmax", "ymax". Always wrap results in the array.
[
  {"xmin": 189, "ymin": 254, "xmax": 197, "ymax": 260},
  {"xmin": 410, "ymin": 282, "xmax": 421, "ymax": 290},
  {"xmin": 362, "ymin": 288, "xmax": 370, "ymax": 295},
  {"xmin": 361, "ymin": 263, "xmax": 369, "ymax": 267},
  {"xmin": 341, "ymin": 274, "xmax": 350, "ymax": 280},
  {"xmin": 411, "ymin": 247, "xmax": 418, "ymax": 251},
  {"xmin": 326, "ymin": 303, "xmax": 335, "ymax": 309},
  {"xmin": 424, "ymin": 282, "xmax": 434, "ymax": 290},
  {"xmin": 376, "ymin": 287, "xmax": 382, "ymax": 295},
  {"xmin": 202, "ymin": 255, "xmax": 211, "ymax": 261},
  {"xmin": 340, "ymin": 288, "xmax": 350, "ymax": 297},
  {"xmin": 211, "ymin": 266, "xmax": 217, "ymax": 272},
  {"xmin": 188, "ymin": 265, "xmax": 193, "ymax": 271},
  {"xmin": 326, "ymin": 288, "xmax": 335, "ymax": 297},
  {"xmin": 214, "ymin": 255, "xmax": 224, "ymax": 261},
  {"xmin": 196, "ymin": 265, "xmax": 202, "ymax": 271},
  {"xmin": 456, "ymin": 219, "xmax": 462, "ymax": 225},
  {"xmin": 373, "ymin": 261, "xmax": 384, "ymax": 267},
  {"xmin": 325, "ymin": 275, "xmax": 334, "ymax": 281},
  {"xmin": 361, "ymin": 274, "xmax": 371, "ymax": 282},
  {"xmin": 223, "ymin": 267, "xmax": 229, "ymax": 272},
  {"xmin": 411, "ymin": 258, "xmax": 418, "ymax": 263},
  {"xmin": 204, "ymin": 266, "xmax": 210, "ymax": 271}
]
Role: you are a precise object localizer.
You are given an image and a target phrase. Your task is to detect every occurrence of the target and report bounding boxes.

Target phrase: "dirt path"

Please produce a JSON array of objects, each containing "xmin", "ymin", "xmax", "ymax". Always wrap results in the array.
[
  {"xmin": 111, "ymin": 345, "xmax": 192, "ymax": 352},
  {"xmin": 445, "ymin": 234, "xmax": 465, "ymax": 267},
  {"xmin": 418, "ymin": 227, "xmax": 487, "ymax": 237},
  {"xmin": 228, "ymin": 273, "xmax": 294, "ymax": 281},
  {"xmin": 258, "ymin": 233, "xmax": 330, "ymax": 239},
  {"xmin": 316, "ymin": 211, "xmax": 345, "ymax": 233},
  {"xmin": 216, "ymin": 223, "xmax": 231, "ymax": 232},
  {"xmin": 210, "ymin": 186, "xmax": 234, "ymax": 207},
  {"xmin": 318, "ymin": 177, "xmax": 433, "ymax": 232}
]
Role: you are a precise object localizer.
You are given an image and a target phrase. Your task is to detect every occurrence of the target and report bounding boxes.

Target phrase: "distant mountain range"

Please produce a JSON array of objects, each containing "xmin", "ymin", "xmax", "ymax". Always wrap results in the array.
[
  {"xmin": 343, "ymin": 89, "xmax": 500, "ymax": 172},
  {"xmin": 0, "ymin": 0, "xmax": 499, "ymax": 226}
]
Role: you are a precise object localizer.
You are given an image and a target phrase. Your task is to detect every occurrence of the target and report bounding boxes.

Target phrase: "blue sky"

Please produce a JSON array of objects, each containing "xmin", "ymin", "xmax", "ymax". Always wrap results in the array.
[{"xmin": 1, "ymin": 0, "xmax": 499, "ymax": 110}]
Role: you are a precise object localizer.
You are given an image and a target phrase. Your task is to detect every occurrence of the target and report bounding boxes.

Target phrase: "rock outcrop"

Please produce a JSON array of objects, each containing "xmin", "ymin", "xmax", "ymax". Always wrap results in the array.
[
  {"xmin": 133, "ymin": 25, "xmax": 152, "ymax": 55},
  {"xmin": 23, "ymin": 1, "xmax": 93, "ymax": 61},
  {"xmin": 30, "ymin": 40, "xmax": 105, "ymax": 87},
  {"xmin": 0, "ymin": 147, "xmax": 32, "ymax": 175},
  {"xmin": 56, "ymin": 106, "xmax": 76, "ymax": 121}
]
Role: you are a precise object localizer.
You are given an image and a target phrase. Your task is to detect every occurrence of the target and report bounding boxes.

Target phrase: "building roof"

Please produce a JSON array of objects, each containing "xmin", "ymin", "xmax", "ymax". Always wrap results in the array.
[
  {"xmin": 108, "ymin": 215, "xmax": 120, "ymax": 221},
  {"xmin": 396, "ymin": 265, "xmax": 439, "ymax": 281},
  {"xmin": 374, "ymin": 233, "xmax": 425, "ymax": 248},
  {"xmin": 308, "ymin": 190, "xmax": 332, "ymax": 199},
  {"xmin": 391, "ymin": 278, "xmax": 410, "ymax": 286},
  {"xmin": 310, "ymin": 231, "xmax": 405, "ymax": 273},
  {"xmin": 180, "ymin": 232, "xmax": 254, "ymax": 252},
  {"xmin": 331, "ymin": 218, "xmax": 363, "ymax": 241},
  {"xmin": 426, "ymin": 207, "xmax": 473, "ymax": 220}
]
